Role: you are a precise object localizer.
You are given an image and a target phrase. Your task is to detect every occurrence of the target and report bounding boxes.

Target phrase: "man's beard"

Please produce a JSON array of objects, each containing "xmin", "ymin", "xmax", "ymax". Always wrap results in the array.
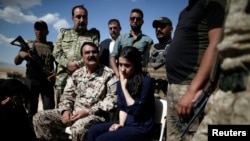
[{"xmin": 131, "ymin": 25, "xmax": 142, "ymax": 32}]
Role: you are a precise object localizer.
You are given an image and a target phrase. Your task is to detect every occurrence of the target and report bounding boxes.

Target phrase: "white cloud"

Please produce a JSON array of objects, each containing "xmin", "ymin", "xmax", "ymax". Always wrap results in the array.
[
  {"xmin": 0, "ymin": 4, "xmax": 70, "ymax": 33},
  {"xmin": 0, "ymin": 34, "xmax": 15, "ymax": 48},
  {"xmin": 0, "ymin": 0, "xmax": 41, "ymax": 9},
  {"xmin": 53, "ymin": 19, "xmax": 71, "ymax": 32},
  {"xmin": 40, "ymin": 13, "xmax": 60, "ymax": 24},
  {"xmin": 0, "ymin": 6, "xmax": 37, "ymax": 24}
]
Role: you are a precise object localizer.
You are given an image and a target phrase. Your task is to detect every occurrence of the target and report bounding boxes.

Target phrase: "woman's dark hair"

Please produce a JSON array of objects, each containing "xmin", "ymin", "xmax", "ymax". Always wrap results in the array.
[{"xmin": 119, "ymin": 46, "xmax": 144, "ymax": 97}]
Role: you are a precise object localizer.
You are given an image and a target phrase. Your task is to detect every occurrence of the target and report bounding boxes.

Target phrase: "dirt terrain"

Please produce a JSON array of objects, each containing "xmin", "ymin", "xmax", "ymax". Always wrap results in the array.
[{"xmin": 0, "ymin": 67, "xmax": 25, "ymax": 79}]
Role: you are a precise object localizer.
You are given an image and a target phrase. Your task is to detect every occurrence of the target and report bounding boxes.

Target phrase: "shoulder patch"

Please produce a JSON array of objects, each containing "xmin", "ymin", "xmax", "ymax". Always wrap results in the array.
[
  {"xmin": 60, "ymin": 28, "xmax": 71, "ymax": 33},
  {"xmin": 27, "ymin": 40, "xmax": 34, "ymax": 43}
]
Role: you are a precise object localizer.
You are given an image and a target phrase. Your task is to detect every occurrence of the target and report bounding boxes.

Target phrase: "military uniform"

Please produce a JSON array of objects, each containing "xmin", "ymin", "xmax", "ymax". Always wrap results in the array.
[
  {"xmin": 147, "ymin": 43, "xmax": 168, "ymax": 99},
  {"xmin": 53, "ymin": 28, "xmax": 99, "ymax": 104},
  {"xmin": 33, "ymin": 65, "xmax": 118, "ymax": 141},
  {"xmin": 23, "ymin": 40, "xmax": 55, "ymax": 122},
  {"xmin": 192, "ymin": 0, "xmax": 250, "ymax": 140}
]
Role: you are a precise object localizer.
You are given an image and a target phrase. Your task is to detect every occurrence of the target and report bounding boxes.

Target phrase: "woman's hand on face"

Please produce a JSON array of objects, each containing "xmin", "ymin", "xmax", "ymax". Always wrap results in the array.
[{"xmin": 119, "ymin": 70, "xmax": 127, "ymax": 89}]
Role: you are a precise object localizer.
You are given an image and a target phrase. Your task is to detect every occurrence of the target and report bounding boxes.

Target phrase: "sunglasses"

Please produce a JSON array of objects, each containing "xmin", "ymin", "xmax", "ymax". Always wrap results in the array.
[{"xmin": 130, "ymin": 17, "xmax": 142, "ymax": 21}]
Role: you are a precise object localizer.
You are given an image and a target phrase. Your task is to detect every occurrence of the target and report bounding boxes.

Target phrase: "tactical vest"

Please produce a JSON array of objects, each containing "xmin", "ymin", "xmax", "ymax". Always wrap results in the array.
[
  {"xmin": 148, "ymin": 44, "xmax": 168, "ymax": 80},
  {"xmin": 147, "ymin": 44, "xmax": 169, "ymax": 96},
  {"xmin": 25, "ymin": 40, "xmax": 54, "ymax": 78}
]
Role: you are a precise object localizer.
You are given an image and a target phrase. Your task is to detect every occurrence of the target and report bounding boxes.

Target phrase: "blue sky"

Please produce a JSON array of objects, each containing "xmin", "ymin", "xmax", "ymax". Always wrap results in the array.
[{"xmin": 0, "ymin": 0, "xmax": 187, "ymax": 69}]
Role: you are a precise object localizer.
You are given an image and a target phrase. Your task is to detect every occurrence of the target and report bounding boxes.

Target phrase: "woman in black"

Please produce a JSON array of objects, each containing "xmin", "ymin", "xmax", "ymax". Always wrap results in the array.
[{"xmin": 86, "ymin": 46, "xmax": 155, "ymax": 141}]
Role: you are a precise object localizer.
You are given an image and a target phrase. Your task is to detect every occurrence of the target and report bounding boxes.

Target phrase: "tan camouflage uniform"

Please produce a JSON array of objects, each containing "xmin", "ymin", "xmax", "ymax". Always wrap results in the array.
[
  {"xmin": 33, "ymin": 65, "xmax": 118, "ymax": 141},
  {"xmin": 192, "ymin": 0, "xmax": 250, "ymax": 140},
  {"xmin": 53, "ymin": 28, "xmax": 99, "ymax": 104}
]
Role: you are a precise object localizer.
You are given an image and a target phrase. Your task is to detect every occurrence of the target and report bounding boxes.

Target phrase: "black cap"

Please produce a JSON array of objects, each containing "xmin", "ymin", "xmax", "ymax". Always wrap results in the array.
[
  {"xmin": 152, "ymin": 17, "xmax": 172, "ymax": 28},
  {"xmin": 34, "ymin": 20, "xmax": 48, "ymax": 31}
]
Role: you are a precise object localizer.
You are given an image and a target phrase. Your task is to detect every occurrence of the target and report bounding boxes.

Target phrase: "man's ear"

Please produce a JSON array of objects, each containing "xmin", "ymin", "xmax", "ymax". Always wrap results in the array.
[{"xmin": 170, "ymin": 26, "xmax": 174, "ymax": 32}]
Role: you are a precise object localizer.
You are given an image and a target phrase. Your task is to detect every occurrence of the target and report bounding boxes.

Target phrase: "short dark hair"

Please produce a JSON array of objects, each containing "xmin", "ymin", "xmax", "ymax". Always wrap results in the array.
[
  {"xmin": 72, "ymin": 5, "xmax": 88, "ymax": 16},
  {"xmin": 108, "ymin": 19, "xmax": 121, "ymax": 27},
  {"xmin": 34, "ymin": 20, "xmax": 48, "ymax": 31},
  {"xmin": 80, "ymin": 42, "xmax": 99, "ymax": 56},
  {"xmin": 131, "ymin": 8, "xmax": 144, "ymax": 19}
]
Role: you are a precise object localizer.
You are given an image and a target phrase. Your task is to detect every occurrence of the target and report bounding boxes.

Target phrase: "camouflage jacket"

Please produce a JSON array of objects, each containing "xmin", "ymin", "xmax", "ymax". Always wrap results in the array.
[
  {"xmin": 58, "ymin": 65, "xmax": 118, "ymax": 119},
  {"xmin": 53, "ymin": 28, "xmax": 99, "ymax": 88}
]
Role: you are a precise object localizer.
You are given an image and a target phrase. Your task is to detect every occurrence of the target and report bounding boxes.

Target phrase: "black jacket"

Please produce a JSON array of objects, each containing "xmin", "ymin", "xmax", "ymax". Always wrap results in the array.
[{"xmin": 99, "ymin": 38, "xmax": 112, "ymax": 67}]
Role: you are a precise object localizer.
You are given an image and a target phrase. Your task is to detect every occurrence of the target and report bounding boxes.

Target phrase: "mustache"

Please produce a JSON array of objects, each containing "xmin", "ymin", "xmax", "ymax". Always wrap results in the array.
[
  {"xmin": 156, "ymin": 32, "xmax": 163, "ymax": 35},
  {"xmin": 88, "ymin": 56, "xmax": 97, "ymax": 61}
]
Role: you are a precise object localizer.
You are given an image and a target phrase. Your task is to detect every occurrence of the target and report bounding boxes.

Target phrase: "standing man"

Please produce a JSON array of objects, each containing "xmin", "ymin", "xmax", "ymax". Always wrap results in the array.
[
  {"xmin": 14, "ymin": 20, "xmax": 56, "ymax": 124},
  {"xmin": 110, "ymin": 8, "xmax": 154, "ymax": 78},
  {"xmin": 99, "ymin": 19, "xmax": 122, "ymax": 67},
  {"xmin": 165, "ymin": 0, "xmax": 226, "ymax": 140},
  {"xmin": 53, "ymin": 5, "xmax": 100, "ymax": 105},
  {"xmin": 192, "ymin": 0, "xmax": 250, "ymax": 140},
  {"xmin": 33, "ymin": 42, "xmax": 118, "ymax": 141},
  {"xmin": 148, "ymin": 17, "xmax": 173, "ymax": 99}
]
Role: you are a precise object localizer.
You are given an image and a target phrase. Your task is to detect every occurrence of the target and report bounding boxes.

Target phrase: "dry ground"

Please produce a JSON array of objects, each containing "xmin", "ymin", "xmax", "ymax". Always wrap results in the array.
[{"xmin": 0, "ymin": 67, "xmax": 25, "ymax": 78}]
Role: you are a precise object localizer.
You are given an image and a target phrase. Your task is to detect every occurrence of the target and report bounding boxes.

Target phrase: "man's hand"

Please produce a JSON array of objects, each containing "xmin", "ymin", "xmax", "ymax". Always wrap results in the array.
[
  {"xmin": 1, "ymin": 97, "xmax": 11, "ymax": 106},
  {"xmin": 177, "ymin": 89, "xmax": 200, "ymax": 118},
  {"xmin": 67, "ymin": 61, "xmax": 80, "ymax": 74},
  {"xmin": 61, "ymin": 110, "xmax": 73, "ymax": 126},
  {"xmin": 47, "ymin": 72, "xmax": 56, "ymax": 84},
  {"xmin": 19, "ymin": 51, "xmax": 30, "ymax": 60},
  {"xmin": 70, "ymin": 109, "xmax": 89, "ymax": 122}
]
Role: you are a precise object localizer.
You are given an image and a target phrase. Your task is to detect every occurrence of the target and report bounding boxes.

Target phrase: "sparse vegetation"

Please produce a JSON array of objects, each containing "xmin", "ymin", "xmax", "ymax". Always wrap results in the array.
[{"xmin": 0, "ymin": 67, "xmax": 25, "ymax": 79}]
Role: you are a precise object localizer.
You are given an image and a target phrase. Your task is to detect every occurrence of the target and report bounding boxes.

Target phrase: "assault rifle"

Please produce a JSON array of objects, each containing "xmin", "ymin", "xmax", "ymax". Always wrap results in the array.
[
  {"xmin": 153, "ymin": 62, "xmax": 165, "ymax": 70},
  {"xmin": 10, "ymin": 35, "xmax": 52, "ymax": 77},
  {"xmin": 180, "ymin": 52, "xmax": 221, "ymax": 138}
]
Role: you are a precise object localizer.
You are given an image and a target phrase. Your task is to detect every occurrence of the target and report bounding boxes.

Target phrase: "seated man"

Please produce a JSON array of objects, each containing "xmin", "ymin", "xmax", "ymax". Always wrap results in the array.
[
  {"xmin": 0, "ymin": 78, "xmax": 36, "ymax": 141},
  {"xmin": 33, "ymin": 42, "xmax": 118, "ymax": 141}
]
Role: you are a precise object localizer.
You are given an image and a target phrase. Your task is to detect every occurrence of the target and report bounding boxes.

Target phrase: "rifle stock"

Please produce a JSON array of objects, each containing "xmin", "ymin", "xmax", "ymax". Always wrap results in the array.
[
  {"xmin": 10, "ymin": 35, "xmax": 52, "ymax": 77},
  {"xmin": 153, "ymin": 62, "xmax": 165, "ymax": 70},
  {"xmin": 11, "ymin": 36, "xmax": 30, "ymax": 51}
]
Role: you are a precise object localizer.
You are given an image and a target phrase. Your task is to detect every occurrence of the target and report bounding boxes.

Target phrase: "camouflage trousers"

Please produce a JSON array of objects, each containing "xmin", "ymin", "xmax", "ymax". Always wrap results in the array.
[
  {"xmin": 33, "ymin": 109, "xmax": 103, "ymax": 141},
  {"xmin": 55, "ymin": 88, "xmax": 64, "ymax": 107},
  {"xmin": 166, "ymin": 84, "xmax": 200, "ymax": 141},
  {"xmin": 192, "ymin": 75, "xmax": 250, "ymax": 141}
]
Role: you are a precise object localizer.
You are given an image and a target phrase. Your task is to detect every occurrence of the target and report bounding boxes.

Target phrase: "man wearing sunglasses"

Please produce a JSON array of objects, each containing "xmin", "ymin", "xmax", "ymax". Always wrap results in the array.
[{"xmin": 110, "ymin": 8, "xmax": 154, "ymax": 78}]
